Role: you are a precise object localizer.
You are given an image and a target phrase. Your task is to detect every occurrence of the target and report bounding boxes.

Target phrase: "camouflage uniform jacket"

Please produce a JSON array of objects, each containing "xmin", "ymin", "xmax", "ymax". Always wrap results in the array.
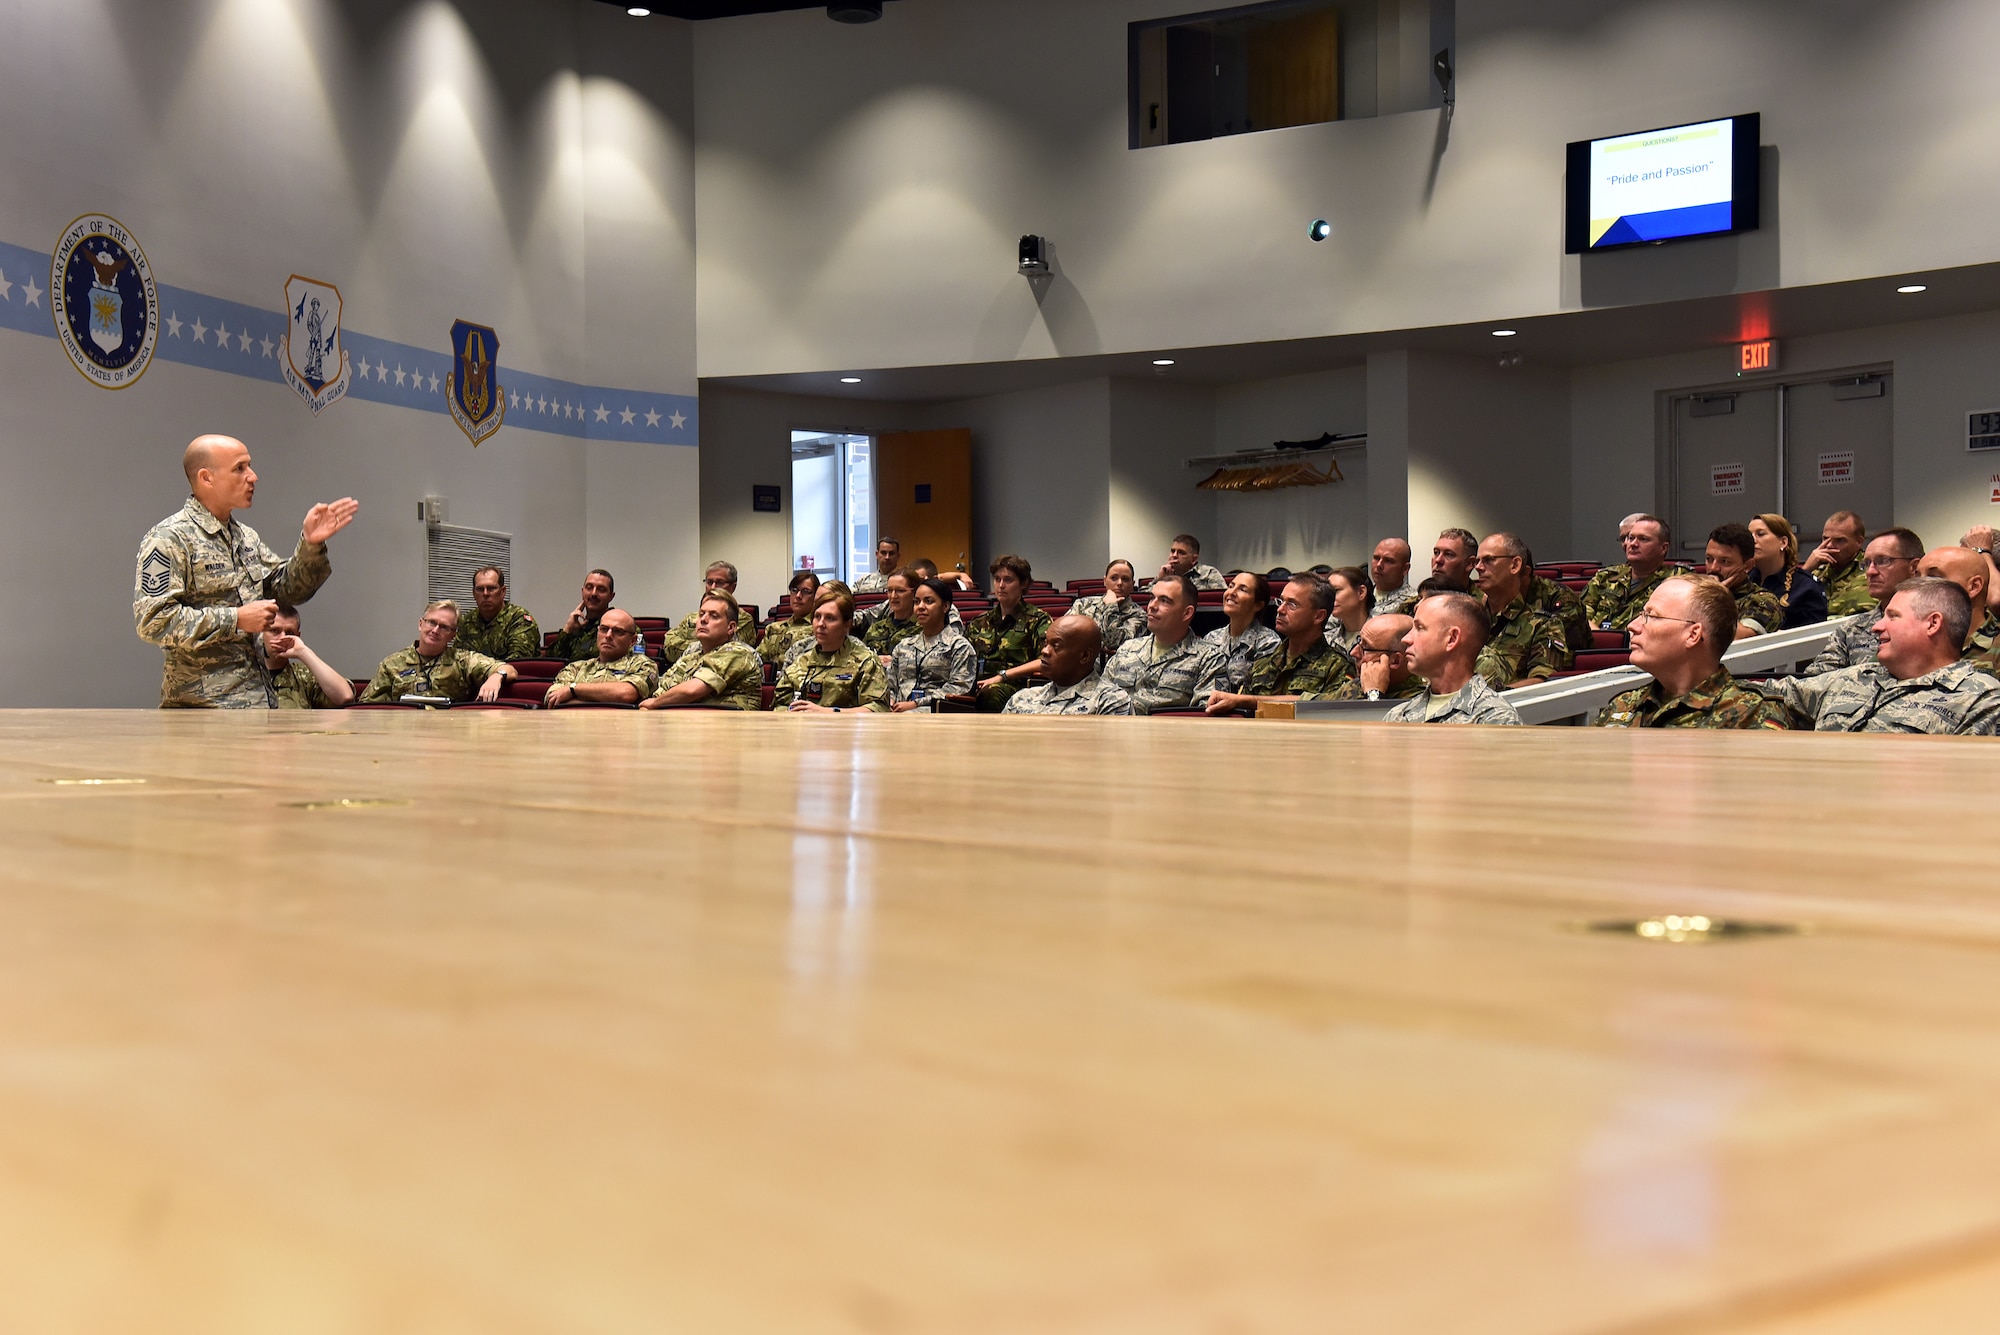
[
  {"xmin": 272, "ymin": 658, "xmax": 335, "ymax": 709},
  {"xmin": 1383, "ymin": 676, "xmax": 1522, "ymax": 725},
  {"xmin": 1818, "ymin": 559, "xmax": 1873, "ymax": 618},
  {"xmin": 857, "ymin": 599, "xmax": 962, "ymax": 629},
  {"xmin": 760, "ymin": 618, "xmax": 812, "ymax": 665},
  {"xmin": 1374, "ymin": 582, "xmax": 1419, "ymax": 616},
  {"xmin": 1963, "ymin": 610, "xmax": 2000, "ymax": 676},
  {"xmin": 551, "ymin": 651, "xmax": 659, "ymax": 700},
  {"xmin": 1757, "ymin": 659, "xmax": 2000, "ymax": 734},
  {"xmin": 1325, "ymin": 621, "xmax": 1362, "ymax": 656},
  {"xmin": 1581, "ymin": 564, "xmax": 1672, "ymax": 630},
  {"xmin": 885, "ymin": 627, "xmax": 977, "ymax": 703},
  {"xmin": 1002, "ymin": 671, "xmax": 1135, "ymax": 715},
  {"xmin": 1147, "ymin": 562, "xmax": 1226, "ymax": 592},
  {"xmin": 1241, "ymin": 636, "xmax": 1356, "ymax": 701},
  {"xmin": 1102, "ymin": 632, "xmax": 1226, "ymax": 714},
  {"xmin": 661, "ymin": 606, "xmax": 757, "ymax": 662},
  {"xmin": 361, "ymin": 644, "xmax": 506, "ymax": 703},
  {"xmin": 850, "ymin": 571, "xmax": 891, "ymax": 595},
  {"xmin": 1804, "ymin": 612, "xmax": 1879, "ymax": 676},
  {"xmin": 965, "ymin": 603, "xmax": 1051, "ymax": 675},
  {"xmin": 654, "ymin": 640, "xmax": 763, "ymax": 710},
  {"xmin": 548, "ymin": 614, "xmax": 606, "ymax": 663},
  {"xmin": 455, "ymin": 603, "xmax": 541, "ymax": 661},
  {"xmin": 133, "ymin": 497, "xmax": 332, "ymax": 708},
  {"xmin": 773, "ymin": 638, "xmax": 890, "ymax": 711},
  {"xmin": 1726, "ymin": 577, "xmax": 1785, "ymax": 634},
  {"xmin": 1068, "ymin": 595, "xmax": 1147, "ymax": 656},
  {"xmin": 1328, "ymin": 672, "xmax": 1428, "ymax": 702},
  {"xmin": 861, "ymin": 614, "xmax": 922, "ymax": 656},
  {"xmin": 1476, "ymin": 596, "xmax": 1573, "ymax": 690},
  {"xmin": 1595, "ymin": 667, "xmax": 1790, "ymax": 729},
  {"xmin": 1527, "ymin": 576, "xmax": 1591, "ymax": 651},
  {"xmin": 1203, "ymin": 621, "xmax": 1282, "ymax": 693}
]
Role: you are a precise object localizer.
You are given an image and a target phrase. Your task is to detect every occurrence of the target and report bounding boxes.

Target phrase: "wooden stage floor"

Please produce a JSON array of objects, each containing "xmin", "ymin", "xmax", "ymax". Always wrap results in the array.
[{"xmin": 5, "ymin": 709, "xmax": 2000, "ymax": 1333}]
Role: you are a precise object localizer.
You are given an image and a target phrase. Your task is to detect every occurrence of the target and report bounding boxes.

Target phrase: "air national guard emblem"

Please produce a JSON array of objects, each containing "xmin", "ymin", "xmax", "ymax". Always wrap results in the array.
[
  {"xmin": 445, "ymin": 319, "xmax": 505, "ymax": 446},
  {"xmin": 50, "ymin": 213, "xmax": 158, "ymax": 390},
  {"xmin": 281, "ymin": 274, "xmax": 352, "ymax": 414}
]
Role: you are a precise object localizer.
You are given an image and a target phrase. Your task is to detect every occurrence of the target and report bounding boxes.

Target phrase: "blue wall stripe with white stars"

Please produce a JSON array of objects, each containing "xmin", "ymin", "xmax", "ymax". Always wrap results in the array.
[{"xmin": 0, "ymin": 239, "xmax": 695, "ymax": 445}]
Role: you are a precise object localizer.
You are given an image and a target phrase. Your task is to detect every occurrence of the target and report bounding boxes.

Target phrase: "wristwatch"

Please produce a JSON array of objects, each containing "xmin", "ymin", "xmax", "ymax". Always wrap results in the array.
[{"xmin": 1364, "ymin": 689, "xmax": 1381, "ymax": 700}]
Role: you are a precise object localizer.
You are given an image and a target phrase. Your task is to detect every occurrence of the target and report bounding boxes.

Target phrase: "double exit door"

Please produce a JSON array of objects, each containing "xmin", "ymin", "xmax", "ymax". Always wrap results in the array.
[{"xmin": 1670, "ymin": 372, "xmax": 1893, "ymax": 556}]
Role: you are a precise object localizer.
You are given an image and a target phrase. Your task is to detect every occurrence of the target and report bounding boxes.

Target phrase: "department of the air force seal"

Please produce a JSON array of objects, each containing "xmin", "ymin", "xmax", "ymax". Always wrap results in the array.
[
  {"xmin": 50, "ymin": 213, "xmax": 158, "ymax": 390},
  {"xmin": 280, "ymin": 274, "xmax": 352, "ymax": 414},
  {"xmin": 445, "ymin": 318, "xmax": 506, "ymax": 446}
]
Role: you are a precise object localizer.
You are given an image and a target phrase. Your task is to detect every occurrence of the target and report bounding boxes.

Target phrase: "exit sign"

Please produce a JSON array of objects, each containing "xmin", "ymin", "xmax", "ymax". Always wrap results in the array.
[{"xmin": 1737, "ymin": 339, "xmax": 1779, "ymax": 375}]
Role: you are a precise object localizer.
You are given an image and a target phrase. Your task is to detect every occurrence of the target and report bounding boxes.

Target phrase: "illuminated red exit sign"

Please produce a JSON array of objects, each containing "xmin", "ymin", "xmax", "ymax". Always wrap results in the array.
[{"xmin": 1737, "ymin": 339, "xmax": 1779, "ymax": 375}]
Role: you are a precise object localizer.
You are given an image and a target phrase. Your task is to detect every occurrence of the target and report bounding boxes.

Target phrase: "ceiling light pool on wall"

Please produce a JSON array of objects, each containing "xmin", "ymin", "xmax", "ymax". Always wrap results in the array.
[
  {"xmin": 1490, "ymin": 328, "xmax": 1518, "ymax": 337},
  {"xmin": 626, "ymin": 6, "xmax": 649, "ymax": 14},
  {"xmin": 1897, "ymin": 284, "xmax": 1928, "ymax": 294},
  {"xmin": 840, "ymin": 376, "xmax": 862, "ymax": 384}
]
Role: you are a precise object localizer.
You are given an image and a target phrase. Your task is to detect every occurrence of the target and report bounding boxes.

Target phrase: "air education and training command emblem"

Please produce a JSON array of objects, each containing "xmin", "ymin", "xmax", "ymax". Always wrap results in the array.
[
  {"xmin": 51, "ymin": 213, "xmax": 158, "ymax": 390},
  {"xmin": 281, "ymin": 275, "xmax": 353, "ymax": 414},
  {"xmin": 445, "ymin": 319, "xmax": 506, "ymax": 446}
]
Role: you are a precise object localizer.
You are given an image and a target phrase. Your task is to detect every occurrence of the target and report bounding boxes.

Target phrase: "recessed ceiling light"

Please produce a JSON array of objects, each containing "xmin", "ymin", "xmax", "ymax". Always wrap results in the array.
[
  {"xmin": 1897, "ymin": 284, "xmax": 1927, "ymax": 294},
  {"xmin": 840, "ymin": 376, "xmax": 862, "ymax": 384},
  {"xmin": 1490, "ymin": 329, "xmax": 1518, "ymax": 337},
  {"xmin": 1152, "ymin": 359, "xmax": 1175, "ymax": 366},
  {"xmin": 626, "ymin": 6, "xmax": 650, "ymax": 14}
]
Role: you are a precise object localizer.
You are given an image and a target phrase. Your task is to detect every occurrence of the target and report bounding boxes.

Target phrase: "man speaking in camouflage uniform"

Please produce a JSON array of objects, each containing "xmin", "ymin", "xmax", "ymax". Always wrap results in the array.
[{"xmin": 134, "ymin": 434, "xmax": 359, "ymax": 707}]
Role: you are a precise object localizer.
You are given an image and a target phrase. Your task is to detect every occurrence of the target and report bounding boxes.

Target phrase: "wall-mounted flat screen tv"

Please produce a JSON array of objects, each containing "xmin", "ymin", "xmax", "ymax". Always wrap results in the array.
[{"xmin": 1565, "ymin": 113, "xmax": 1760, "ymax": 253}]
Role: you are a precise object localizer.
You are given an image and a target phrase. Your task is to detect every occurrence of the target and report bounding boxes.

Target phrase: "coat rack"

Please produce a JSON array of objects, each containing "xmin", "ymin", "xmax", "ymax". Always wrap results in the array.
[{"xmin": 1184, "ymin": 432, "xmax": 1367, "ymax": 493}]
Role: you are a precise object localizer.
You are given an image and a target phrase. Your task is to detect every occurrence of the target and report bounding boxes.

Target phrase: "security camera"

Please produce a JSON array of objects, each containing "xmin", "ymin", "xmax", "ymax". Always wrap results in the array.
[{"xmin": 1018, "ymin": 234, "xmax": 1049, "ymax": 275}]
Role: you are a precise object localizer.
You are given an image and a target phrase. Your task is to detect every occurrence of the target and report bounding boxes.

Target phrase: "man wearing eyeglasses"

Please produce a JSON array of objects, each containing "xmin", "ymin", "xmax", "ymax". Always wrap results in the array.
[
  {"xmin": 1472, "ymin": 533, "xmax": 1572, "ymax": 690},
  {"xmin": 1595, "ymin": 576, "xmax": 1789, "ymax": 729},
  {"xmin": 360, "ymin": 600, "xmax": 517, "ymax": 704},
  {"xmin": 660, "ymin": 561, "xmax": 758, "ymax": 661},
  {"xmin": 1333, "ymin": 613, "xmax": 1426, "ymax": 702},
  {"xmin": 544, "ymin": 609, "xmax": 658, "ymax": 707},
  {"xmin": 1203, "ymin": 574, "xmax": 1354, "ymax": 714},
  {"xmin": 1581, "ymin": 515, "xmax": 1674, "ymax": 631},
  {"xmin": 1802, "ymin": 529, "xmax": 1925, "ymax": 676}
]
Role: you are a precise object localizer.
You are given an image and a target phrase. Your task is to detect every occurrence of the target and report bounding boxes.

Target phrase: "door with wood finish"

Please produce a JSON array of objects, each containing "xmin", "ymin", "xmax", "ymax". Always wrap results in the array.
[{"xmin": 875, "ymin": 430, "xmax": 973, "ymax": 579}]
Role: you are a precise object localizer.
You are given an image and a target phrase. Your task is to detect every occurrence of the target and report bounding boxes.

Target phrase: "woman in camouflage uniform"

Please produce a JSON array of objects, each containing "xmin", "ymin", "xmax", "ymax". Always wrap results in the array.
[
  {"xmin": 1203, "ymin": 570, "xmax": 1280, "ymax": 693},
  {"xmin": 1066, "ymin": 559, "xmax": 1146, "ymax": 658},
  {"xmin": 1325, "ymin": 566, "xmax": 1374, "ymax": 656},
  {"xmin": 760, "ymin": 569, "xmax": 820, "ymax": 665},
  {"xmin": 967, "ymin": 554, "xmax": 1051, "ymax": 712},
  {"xmin": 773, "ymin": 589, "xmax": 889, "ymax": 713}
]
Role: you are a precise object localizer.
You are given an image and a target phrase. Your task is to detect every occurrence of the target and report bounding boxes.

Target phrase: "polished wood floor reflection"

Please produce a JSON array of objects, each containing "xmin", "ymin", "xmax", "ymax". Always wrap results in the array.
[{"xmin": 4, "ymin": 710, "xmax": 1999, "ymax": 1333}]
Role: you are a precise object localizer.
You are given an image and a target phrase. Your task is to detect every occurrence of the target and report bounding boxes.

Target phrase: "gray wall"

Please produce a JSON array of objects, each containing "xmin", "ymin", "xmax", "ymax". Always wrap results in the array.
[{"xmin": 0, "ymin": 0, "xmax": 698, "ymax": 704}]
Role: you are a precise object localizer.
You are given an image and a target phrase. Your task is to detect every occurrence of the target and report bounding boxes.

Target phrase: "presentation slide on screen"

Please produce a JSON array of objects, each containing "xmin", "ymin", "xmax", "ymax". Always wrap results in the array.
[{"xmin": 1587, "ymin": 117, "xmax": 1734, "ymax": 248}]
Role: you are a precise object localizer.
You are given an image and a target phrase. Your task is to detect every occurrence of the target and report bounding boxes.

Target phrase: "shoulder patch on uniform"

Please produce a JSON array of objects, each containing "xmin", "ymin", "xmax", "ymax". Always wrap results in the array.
[{"xmin": 139, "ymin": 548, "xmax": 172, "ymax": 598}]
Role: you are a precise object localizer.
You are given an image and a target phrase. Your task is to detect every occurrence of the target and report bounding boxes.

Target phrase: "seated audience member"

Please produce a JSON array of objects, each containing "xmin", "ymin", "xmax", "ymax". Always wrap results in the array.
[
  {"xmin": 264, "ymin": 603, "xmax": 354, "ymax": 709},
  {"xmin": 1384, "ymin": 593, "xmax": 1521, "ymax": 725},
  {"xmin": 1430, "ymin": 529, "xmax": 1479, "ymax": 587},
  {"xmin": 785, "ymin": 579, "xmax": 853, "ymax": 661},
  {"xmin": 1370, "ymin": 538, "xmax": 1418, "ymax": 614},
  {"xmin": 456, "ymin": 566, "xmax": 541, "ymax": 661},
  {"xmin": 549, "ymin": 568, "xmax": 618, "ymax": 661},
  {"xmin": 1102, "ymin": 573, "xmax": 1225, "ymax": 714},
  {"xmin": 1801, "ymin": 511, "xmax": 1872, "ymax": 617},
  {"xmin": 1204, "ymin": 574, "xmax": 1355, "ymax": 714},
  {"xmin": 1324, "ymin": 566, "xmax": 1373, "ymax": 655},
  {"xmin": 662, "ymin": 562, "xmax": 757, "ymax": 660},
  {"xmin": 361, "ymin": 600, "xmax": 517, "ymax": 704},
  {"xmin": 967, "ymin": 554, "xmax": 1052, "ymax": 712},
  {"xmin": 774, "ymin": 589, "xmax": 890, "ymax": 713},
  {"xmin": 1068, "ymin": 559, "xmax": 1147, "ymax": 656},
  {"xmin": 871, "ymin": 560, "xmax": 965, "ymax": 629},
  {"xmin": 1333, "ymin": 612, "xmax": 1426, "ymax": 702},
  {"xmin": 1520, "ymin": 547, "xmax": 1590, "ymax": 651},
  {"xmin": 544, "ymin": 609, "xmax": 657, "ymax": 706},
  {"xmin": 1152, "ymin": 533, "xmax": 1225, "ymax": 592},
  {"xmin": 1961, "ymin": 526, "xmax": 2000, "ymax": 599},
  {"xmin": 1595, "ymin": 576, "xmax": 1789, "ymax": 729},
  {"xmin": 642, "ymin": 593, "xmax": 763, "ymax": 711},
  {"xmin": 1749, "ymin": 513, "xmax": 1829, "ymax": 628},
  {"xmin": 761, "ymin": 569, "xmax": 821, "ymax": 665},
  {"xmin": 1002, "ymin": 615, "xmax": 1134, "ymax": 715},
  {"xmin": 1203, "ymin": 570, "xmax": 1281, "ymax": 692},
  {"xmin": 1755, "ymin": 578, "xmax": 2000, "ymax": 733},
  {"xmin": 885, "ymin": 578, "xmax": 977, "ymax": 710},
  {"xmin": 861, "ymin": 569, "xmax": 922, "ymax": 656},
  {"xmin": 851, "ymin": 537, "xmax": 901, "ymax": 595},
  {"xmin": 1703, "ymin": 523, "xmax": 1786, "ymax": 636},
  {"xmin": 1803, "ymin": 528, "xmax": 1924, "ymax": 676},
  {"xmin": 1917, "ymin": 546, "xmax": 2000, "ymax": 673},
  {"xmin": 915, "ymin": 557, "xmax": 977, "ymax": 591},
  {"xmin": 1473, "ymin": 533, "xmax": 1573, "ymax": 689},
  {"xmin": 1582, "ymin": 515, "xmax": 1673, "ymax": 630}
]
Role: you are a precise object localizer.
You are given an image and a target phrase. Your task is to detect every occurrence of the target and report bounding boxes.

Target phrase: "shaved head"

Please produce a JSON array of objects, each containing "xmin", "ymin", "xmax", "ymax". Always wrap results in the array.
[
  {"xmin": 1918, "ymin": 546, "xmax": 1990, "ymax": 611},
  {"xmin": 601, "ymin": 608, "xmax": 637, "ymax": 634},
  {"xmin": 183, "ymin": 434, "xmax": 244, "ymax": 487}
]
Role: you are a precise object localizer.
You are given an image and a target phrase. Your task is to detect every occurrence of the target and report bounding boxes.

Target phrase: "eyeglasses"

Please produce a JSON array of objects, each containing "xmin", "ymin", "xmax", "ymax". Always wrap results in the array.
[
  {"xmin": 419, "ymin": 617, "xmax": 457, "ymax": 634},
  {"xmin": 1356, "ymin": 644, "xmax": 1403, "ymax": 658},
  {"xmin": 1275, "ymin": 597, "xmax": 1307, "ymax": 611},
  {"xmin": 1863, "ymin": 556, "xmax": 1915, "ymax": 570},
  {"xmin": 1629, "ymin": 609, "xmax": 1697, "ymax": 627}
]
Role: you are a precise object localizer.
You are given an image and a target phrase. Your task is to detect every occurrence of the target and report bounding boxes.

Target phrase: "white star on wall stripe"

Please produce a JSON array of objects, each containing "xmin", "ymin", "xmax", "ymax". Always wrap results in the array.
[
  {"xmin": 669, "ymin": 410, "xmax": 686, "ymax": 430},
  {"xmin": 644, "ymin": 408, "xmax": 660, "ymax": 427},
  {"xmin": 166, "ymin": 312, "xmax": 182, "ymax": 337},
  {"xmin": 619, "ymin": 406, "xmax": 635, "ymax": 425},
  {"xmin": 260, "ymin": 335, "xmax": 273, "ymax": 357},
  {"xmin": 0, "ymin": 269, "xmax": 11, "ymax": 301},
  {"xmin": 191, "ymin": 318, "xmax": 207, "ymax": 343},
  {"xmin": 20, "ymin": 276, "xmax": 40, "ymax": 307}
]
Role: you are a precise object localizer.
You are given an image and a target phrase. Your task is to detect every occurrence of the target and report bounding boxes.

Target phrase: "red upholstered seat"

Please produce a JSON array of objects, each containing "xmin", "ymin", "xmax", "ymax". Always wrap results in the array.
[
  {"xmin": 1589, "ymin": 629, "xmax": 1628, "ymax": 650},
  {"xmin": 509, "ymin": 658, "xmax": 566, "ymax": 679},
  {"xmin": 501, "ymin": 678, "xmax": 549, "ymax": 703}
]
